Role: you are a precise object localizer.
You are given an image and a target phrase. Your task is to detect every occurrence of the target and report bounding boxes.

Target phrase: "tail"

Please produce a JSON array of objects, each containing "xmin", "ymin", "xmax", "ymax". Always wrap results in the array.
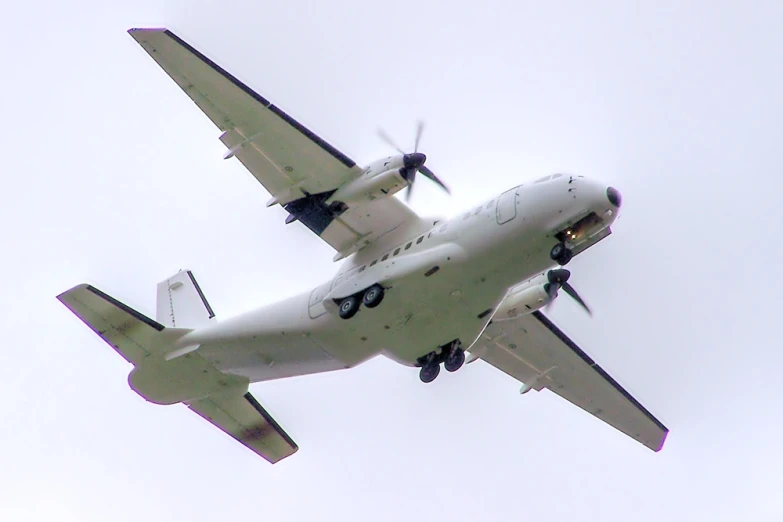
[
  {"xmin": 56, "ymin": 269, "xmax": 299, "ymax": 464},
  {"xmin": 156, "ymin": 269, "xmax": 216, "ymax": 328}
]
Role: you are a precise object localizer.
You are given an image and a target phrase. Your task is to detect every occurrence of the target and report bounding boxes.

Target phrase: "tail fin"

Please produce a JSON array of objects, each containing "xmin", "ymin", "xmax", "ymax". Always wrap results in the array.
[{"xmin": 156, "ymin": 270, "xmax": 216, "ymax": 328}]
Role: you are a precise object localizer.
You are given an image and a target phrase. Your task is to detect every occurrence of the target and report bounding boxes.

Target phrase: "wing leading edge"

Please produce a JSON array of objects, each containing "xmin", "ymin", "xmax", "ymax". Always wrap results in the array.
[
  {"xmin": 474, "ymin": 311, "xmax": 668, "ymax": 452},
  {"xmin": 128, "ymin": 28, "xmax": 419, "ymax": 258}
]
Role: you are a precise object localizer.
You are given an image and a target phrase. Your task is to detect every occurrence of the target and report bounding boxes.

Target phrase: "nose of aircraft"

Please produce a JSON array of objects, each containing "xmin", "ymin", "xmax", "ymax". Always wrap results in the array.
[{"xmin": 606, "ymin": 186, "xmax": 622, "ymax": 208}]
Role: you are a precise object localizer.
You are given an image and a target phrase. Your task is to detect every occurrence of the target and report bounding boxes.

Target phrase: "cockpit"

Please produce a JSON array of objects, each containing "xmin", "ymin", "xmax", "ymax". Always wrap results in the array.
[{"xmin": 533, "ymin": 173, "xmax": 565, "ymax": 183}]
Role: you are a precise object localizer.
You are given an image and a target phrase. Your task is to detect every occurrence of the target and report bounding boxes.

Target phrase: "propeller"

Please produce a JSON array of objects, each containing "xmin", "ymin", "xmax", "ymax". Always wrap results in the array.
[
  {"xmin": 543, "ymin": 269, "xmax": 592, "ymax": 316},
  {"xmin": 378, "ymin": 121, "xmax": 450, "ymax": 201}
]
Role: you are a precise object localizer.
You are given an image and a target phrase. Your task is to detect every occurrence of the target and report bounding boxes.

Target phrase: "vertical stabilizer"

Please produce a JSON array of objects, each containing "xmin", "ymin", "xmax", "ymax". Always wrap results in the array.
[{"xmin": 156, "ymin": 270, "xmax": 216, "ymax": 328}]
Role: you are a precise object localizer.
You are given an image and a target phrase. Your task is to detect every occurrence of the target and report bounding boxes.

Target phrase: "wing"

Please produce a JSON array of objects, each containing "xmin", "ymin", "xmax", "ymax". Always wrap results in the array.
[
  {"xmin": 128, "ymin": 28, "xmax": 418, "ymax": 258},
  {"xmin": 58, "ymin": 284, "xmax": 297, "ymax": 463},
  {"xmin": 472, "ymin": 311, "xmax": 668, "ymax": 451}
]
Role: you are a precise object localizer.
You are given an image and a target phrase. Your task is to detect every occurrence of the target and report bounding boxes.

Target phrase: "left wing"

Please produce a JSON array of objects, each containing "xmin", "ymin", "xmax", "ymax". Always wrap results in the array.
[
  {"xmin": 128, "ymin": 28, "xmax": 419, "ymax": 259},
  {"xmin": 470, "ymin": 311, "xmax": 668, "ymax": 451}
]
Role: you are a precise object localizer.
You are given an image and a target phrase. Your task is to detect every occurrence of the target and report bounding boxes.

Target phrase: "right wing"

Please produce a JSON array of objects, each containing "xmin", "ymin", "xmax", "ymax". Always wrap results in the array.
[
  {"xmin": 472, "ymin": 311, "xmax": 668, "ymax": 451},
  {"xmin": 128, "ymin": 28, "xmax": 419, "ymax": 259}
]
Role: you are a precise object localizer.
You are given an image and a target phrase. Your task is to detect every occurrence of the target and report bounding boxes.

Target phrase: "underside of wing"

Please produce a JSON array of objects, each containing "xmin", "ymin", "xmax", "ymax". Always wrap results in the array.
[
  {"xmin": 128, "ymin": 28, "xmax": 419, "ymax": 257},
  {"xmin": 473, "ymin": 311, "xmax": 668, "ymax": 452},
  {"xmin": 188, "ymin": 392, "xmax": 297, "ymax": 464}
]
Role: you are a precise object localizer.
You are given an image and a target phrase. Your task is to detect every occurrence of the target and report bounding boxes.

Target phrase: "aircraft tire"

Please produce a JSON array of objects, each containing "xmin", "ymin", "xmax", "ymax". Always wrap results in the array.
[
  {"xmin": 362, "ymin": 284, "xmax": 385, "ymax": 308},
  {"xmin": 338, "ymin": 296, "xmax": 360, "ymax": 319},
  {"xmin": 419, "ymin": 363, "xmax": 440, "ymax": 383},
  {"xmin": 557, "ymin": 248, "xmax": 573, "ymax": 266},
  {"xmin": 550, "ymin": 242, "xmax": 573, "ymax": 265},
  {"xmin": 444, "ymin": 348, "xmax": 465, "ymax": 372}
]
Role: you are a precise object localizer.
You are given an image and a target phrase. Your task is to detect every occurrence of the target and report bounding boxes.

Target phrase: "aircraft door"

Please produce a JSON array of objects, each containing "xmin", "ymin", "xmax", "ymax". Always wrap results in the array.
[
  {"xmin": 308, "ymin": 282, "xmax": 330, "ymax": 319},
  {"xmin": 496, "ymin": 187, "xmax": 518, "ymax": 224}
]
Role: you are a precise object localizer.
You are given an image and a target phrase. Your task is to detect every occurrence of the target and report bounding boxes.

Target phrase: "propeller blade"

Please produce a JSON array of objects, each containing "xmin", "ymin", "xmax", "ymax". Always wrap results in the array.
[
  {"xmin": 561, "ymin": 282, "xmax": 592, "ymax": 316},
  {"xmin": 405, "ymin": 178, "xmax": 414, "ymax": 201},
  {"xmin": 419, "ymin": 165, "xmax": 451, "ymax": 194},
  {"xmin": 378, "ymin": 129, "xmax": 405, "ymax": 154},
  {"xmin": 414, "ymin": 121, "xmax": 424, "ymax": 152}
]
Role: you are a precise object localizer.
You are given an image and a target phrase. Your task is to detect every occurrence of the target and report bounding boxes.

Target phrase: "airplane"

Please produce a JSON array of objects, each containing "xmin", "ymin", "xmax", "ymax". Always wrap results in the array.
[{"xmin": 56, "ymin": 28, "xmax": 668, "ymax": 464}]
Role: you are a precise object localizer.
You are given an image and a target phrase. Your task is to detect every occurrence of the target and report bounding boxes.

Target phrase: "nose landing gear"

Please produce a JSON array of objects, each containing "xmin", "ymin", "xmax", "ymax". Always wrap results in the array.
[{"xmin": 550, "ymin": 242, "xmax": 573, "ymax": 266}]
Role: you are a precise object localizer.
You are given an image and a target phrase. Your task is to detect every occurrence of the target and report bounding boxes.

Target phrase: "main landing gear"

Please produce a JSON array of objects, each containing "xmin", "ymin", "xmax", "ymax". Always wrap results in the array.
[
  {"xmin": 550, "ymin": 242, "xmax": 573, "ymax": 266},
  {"xmin": 417, "ymin": 340, "xmax": 465, "ymax": 383},
  {"xmin": 337, "ymin": 284, "xmax": 385, "ymax": 319}
]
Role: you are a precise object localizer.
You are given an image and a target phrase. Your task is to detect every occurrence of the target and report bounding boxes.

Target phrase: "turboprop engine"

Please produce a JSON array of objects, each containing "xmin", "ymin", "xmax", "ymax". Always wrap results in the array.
[
  {"xmin": 327, "ymin": 122, "xmax": 450, "ymax": 207},
  {"xmin": 326, "ymin": 156, "xmax": 409, "ymax": 205},
  {"xmin": 493, "ymin": 274, "xmax": 552, "ymax": 321},
  {"xmin": 493, "ymin": 269, "xmax": 592, "ymax": 322}
]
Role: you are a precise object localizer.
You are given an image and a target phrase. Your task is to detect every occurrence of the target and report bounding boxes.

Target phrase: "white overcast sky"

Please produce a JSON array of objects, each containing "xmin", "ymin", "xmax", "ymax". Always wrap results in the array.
[{"xmin": 2, "ymin": 1, "xmax": 782, "ymax": 520}]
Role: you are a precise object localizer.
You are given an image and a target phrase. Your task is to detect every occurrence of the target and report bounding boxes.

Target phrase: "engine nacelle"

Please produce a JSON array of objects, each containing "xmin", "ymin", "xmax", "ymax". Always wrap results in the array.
[
  {"xmin": 494, "ymin": 276, "xmax": 552, "ymax": 321},
  {"xmin": 327, "ymin": 169, "xmax": 408, "ymax": 206}
]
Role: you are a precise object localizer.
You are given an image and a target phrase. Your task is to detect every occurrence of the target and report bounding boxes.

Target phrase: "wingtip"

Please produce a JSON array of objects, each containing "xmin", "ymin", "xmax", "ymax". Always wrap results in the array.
[
  {"xmin": 655, "ymin": 428, "xmax": 670, "ymax": 452},
  {"xmin": 128, "ymin": 27, "xmax": 167, "ymax": 34},
  {"xmin": 56, "ymin": 283, "xmax": 91, "ymax": 301},
  {"xmin": 127, "ymin": 27, "xmax": 169, "ymax": 41}
]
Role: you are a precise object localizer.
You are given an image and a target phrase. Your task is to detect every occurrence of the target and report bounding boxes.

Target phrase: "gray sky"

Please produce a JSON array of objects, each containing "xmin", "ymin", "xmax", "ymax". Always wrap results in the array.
[{"xmin": 2, "ymin": 1, "xmax": 782, "ymax": 520}]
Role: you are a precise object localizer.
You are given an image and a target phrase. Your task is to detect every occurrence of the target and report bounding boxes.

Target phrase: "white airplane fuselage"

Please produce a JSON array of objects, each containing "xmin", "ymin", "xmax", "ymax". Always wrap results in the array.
[{"xmin": 172, "ymin": 174, "xmax": 619, "ymax": 382}]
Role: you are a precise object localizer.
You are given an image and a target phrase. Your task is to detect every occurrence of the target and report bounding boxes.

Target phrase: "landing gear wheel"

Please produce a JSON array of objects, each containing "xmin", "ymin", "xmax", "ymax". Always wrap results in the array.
[
  {"xmin": 444, "ymin": 348, "xmax": 465, "ymax": 372},
  {"xmin": 362, "ymin": 284, "xmax": 385, "ymax": 308},
  {"xmin": 557, "ymin": 248, "xmax": 573, "ymax": 266},
  {"xmin": 419, "ymin": 363, "xmax": 440, "ymax": 383},
  {"xmin": 550, "ymin": 242, "xmax": 573, "ymax": 266},
  {"xmin": 338, "ymin": 296, "xmax": 359, "ymax": 319}
]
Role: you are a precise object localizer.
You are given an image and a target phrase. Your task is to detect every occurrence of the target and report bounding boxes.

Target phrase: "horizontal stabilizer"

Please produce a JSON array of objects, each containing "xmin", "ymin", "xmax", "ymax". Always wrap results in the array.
[
  {"xmin": 58, "ymin": 281, "xmax": 298, "ymax": 464},
  {"xmin": 188, "ymin": 392, "xmax": 298, "ymax": 464},
  {"xmin": 57, "ymin": 283, "xmax": 189, "ymax": 364}
]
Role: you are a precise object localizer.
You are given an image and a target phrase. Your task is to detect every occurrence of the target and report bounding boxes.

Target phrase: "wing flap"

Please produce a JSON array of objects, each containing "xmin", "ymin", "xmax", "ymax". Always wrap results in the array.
[{"xmin": 476, "ymin": 311, "xmax": 668, "ymax": 451}]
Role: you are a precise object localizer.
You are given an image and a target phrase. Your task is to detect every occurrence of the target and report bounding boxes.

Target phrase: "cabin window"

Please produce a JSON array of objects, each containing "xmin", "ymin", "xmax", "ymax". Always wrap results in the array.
[
  {"xmin": 463, "ymin": 213, "xmax": 470, "ymax": 220},
  {"xmin": 382, "ymin": 254, "xmax": 389, "ymax": 261},
  {"xmin": 486, "ymin": 200, "xmax": 494, "ymax": 209},
  {"xmin": 358, "ymin": 265, "xmax": 366, "ymax": 272},
  {"xmin": 405, "ymin": 242, "xmax": 412, "ymax": 250},
  {"xmin": 370, "ymin": 260, "xmax": 377, "ymax": 266},
  {"xmin": 474, "ymin": 207, "xmax": 481, "ymax": 215},
  {"xmin": 416, "ymin": 236, "xmax": 424, "ymax": 244},
  {"xmin": 394, "ymin": 248, "xmax": 401, "ymax": 256}
]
